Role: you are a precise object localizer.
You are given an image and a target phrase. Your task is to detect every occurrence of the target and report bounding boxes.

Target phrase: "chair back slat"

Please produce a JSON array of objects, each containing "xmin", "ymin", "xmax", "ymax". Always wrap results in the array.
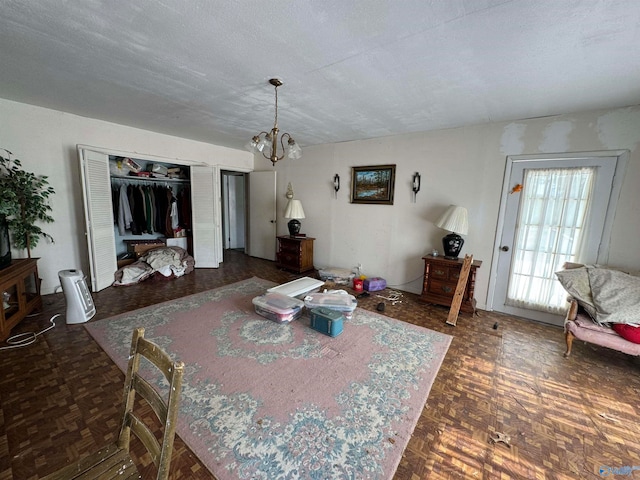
[
  {"xmin": 127, "ymin": 413, "xmax": 162, "ymax": 465},
  {"xmin": 132, "ymin": 374, "xmax": 169, "ymax": 423},
  {"xmin": 136, "ymin": 338, "xmax": 177, "ymax": 379}
]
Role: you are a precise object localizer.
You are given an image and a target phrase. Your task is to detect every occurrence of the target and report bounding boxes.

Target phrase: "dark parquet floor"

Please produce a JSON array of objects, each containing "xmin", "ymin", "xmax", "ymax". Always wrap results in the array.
[{"xmin": 1, "ymin": 250, "xmax": 639, "ymax": 479}]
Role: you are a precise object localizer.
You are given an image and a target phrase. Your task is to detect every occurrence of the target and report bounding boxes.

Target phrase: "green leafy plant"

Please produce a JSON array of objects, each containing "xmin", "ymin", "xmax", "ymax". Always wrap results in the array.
[{"xmin": 0, "ymin": 149, "xmax": 55, "ymax": 257}]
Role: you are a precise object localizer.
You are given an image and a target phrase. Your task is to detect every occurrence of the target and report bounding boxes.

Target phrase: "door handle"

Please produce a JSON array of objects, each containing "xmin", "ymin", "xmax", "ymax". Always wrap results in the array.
[
  {"xmin": 270, "ymin": 220, "xmax": 276, "ymax": 223},
  {"xmin": 500, "ymin": 246, "xmax": 510, "ymax": 252}
]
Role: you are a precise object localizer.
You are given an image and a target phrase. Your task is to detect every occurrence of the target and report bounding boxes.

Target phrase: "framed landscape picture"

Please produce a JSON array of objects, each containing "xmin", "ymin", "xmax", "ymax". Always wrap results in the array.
[{"xmin": 351, "ymin": 164, "xmax": 396, "ymax": 205}]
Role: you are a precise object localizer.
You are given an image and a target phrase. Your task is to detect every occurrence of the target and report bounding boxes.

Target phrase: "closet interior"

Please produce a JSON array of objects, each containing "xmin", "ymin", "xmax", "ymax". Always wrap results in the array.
[{"xmin": 109, "ymin": 155, "xmax": 192, "ymax": 267}]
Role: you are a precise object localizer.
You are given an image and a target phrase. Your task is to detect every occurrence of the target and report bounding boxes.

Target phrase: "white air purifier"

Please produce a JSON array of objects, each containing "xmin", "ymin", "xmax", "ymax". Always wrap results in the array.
[{"xmin": 59, "ymin": 269, "xmax": 96, "ymax": 324}]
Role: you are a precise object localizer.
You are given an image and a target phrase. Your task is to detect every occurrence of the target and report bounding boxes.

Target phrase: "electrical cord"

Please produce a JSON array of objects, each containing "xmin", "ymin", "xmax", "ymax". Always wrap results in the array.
[
  {"xmin": 387, "ymin": 274, "xmax": 424, "ymax": 288},
  {"xmin": 0, "ymin": 313, "xmax": 61, "ymax": 350}
]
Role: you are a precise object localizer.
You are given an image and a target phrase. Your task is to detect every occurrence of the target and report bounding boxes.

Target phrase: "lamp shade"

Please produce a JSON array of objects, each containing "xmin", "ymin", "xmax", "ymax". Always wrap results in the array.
[
  {"xmin": 435, "ymin": 205, "xmax": 468, "ymax": 234},
  {"xmin": 287, "ymin": 141, "xmax": 303, "ymax": 160},
  {"xmin": 284, "ymin": 199, "xmax": 305, "ymax": 219}
]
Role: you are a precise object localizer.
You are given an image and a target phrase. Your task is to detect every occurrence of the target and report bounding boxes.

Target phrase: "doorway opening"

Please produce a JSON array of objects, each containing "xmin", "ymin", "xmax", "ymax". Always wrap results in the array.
[{"xmin": 221, "ymin": 171, "xmax": 247, "ymax": 252}]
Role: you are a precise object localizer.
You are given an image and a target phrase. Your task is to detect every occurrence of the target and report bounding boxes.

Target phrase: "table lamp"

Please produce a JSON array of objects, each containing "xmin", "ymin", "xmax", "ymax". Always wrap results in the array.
[
  {"xmin": 435, "ymin": 205, "xmax": 468, "ymax": 259},
  {"xmin": 284, "ymin": 199, "xmax": 305, "ymax": 236}
]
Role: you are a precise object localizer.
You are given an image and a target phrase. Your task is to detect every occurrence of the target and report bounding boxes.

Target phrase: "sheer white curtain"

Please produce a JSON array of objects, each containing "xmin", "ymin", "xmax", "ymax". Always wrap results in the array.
[{"xmin": 506, "ymin": 167, "xmax": 595, "ymax": 313}]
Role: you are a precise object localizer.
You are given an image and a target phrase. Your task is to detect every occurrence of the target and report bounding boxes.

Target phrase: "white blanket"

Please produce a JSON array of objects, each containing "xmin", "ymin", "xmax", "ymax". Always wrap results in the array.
[
  {"xmin": 142, "ymin": 247, "xmax": 189, "ymax": 278},
  {"xmin": 113, "ymin": 246, "xmax": 192, "ymax": 286}
]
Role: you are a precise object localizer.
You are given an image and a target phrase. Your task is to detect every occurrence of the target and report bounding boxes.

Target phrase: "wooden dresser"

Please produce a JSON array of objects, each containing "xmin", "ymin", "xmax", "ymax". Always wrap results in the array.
[
  {"xmin": 1, "ymin": 258, "xmax": 42, "ymax": 340},
  {"xmin": 420, "ymin": 255, "xmax": 482, "ymax": 314},
  {"xmin": 276, "ymin": 236, "xmax": 315, "ymax": 273}
]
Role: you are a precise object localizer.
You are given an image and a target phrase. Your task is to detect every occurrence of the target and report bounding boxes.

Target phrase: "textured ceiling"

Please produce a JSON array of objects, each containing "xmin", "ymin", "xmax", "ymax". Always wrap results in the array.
[{"xmin": 1, "ymin": 0, "xmax": 639, "ymax": 151}]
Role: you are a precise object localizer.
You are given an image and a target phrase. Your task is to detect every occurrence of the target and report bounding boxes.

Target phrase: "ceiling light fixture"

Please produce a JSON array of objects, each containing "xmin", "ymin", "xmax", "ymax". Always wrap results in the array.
[{"xmin": 246, "ymin": 78, "xmax": 302, "ymax": 165}]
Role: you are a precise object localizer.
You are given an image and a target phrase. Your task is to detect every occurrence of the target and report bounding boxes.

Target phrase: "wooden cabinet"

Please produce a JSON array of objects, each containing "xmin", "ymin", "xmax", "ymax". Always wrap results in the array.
[
  {"xmin": 276, "ymin": 236, "xmax": 315, "ymax": 273},
  {"xmin": 1, "ymin": 258, "xmax": 42, "ymax": 340},
  {"xmin": 124, "ymin": 239, "xmax": 167, "ymax": 258},
  {"xmin": 420, "ymin": 255, "xmax": 481, "ymax": 314}
]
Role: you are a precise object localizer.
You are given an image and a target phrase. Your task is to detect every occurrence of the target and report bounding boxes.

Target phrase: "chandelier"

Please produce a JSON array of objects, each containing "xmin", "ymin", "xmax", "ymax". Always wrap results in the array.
[{"xmin": 246, "ymin": 78, "xmax": 302, "ymax": 165}]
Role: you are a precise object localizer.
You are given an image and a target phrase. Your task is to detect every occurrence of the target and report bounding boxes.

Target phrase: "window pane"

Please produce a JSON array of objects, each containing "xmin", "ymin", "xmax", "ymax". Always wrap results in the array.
[{"xmin": 506, "ymin": 167, "xmax": 595, "ymax": 313}]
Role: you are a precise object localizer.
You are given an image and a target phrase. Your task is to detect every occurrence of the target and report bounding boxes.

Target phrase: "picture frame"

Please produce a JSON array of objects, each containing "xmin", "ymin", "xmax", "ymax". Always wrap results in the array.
[{"xmin": 351, "ymin": 164, "xmax": 396, "ymax": 205}]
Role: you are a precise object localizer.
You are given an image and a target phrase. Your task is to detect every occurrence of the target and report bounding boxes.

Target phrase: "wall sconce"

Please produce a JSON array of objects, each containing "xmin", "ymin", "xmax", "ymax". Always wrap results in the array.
[
  {"xmin": 333, "ymin": 174, "xmax": 340, "ymax": 199},
  {"xmin": 412, "ymin": 172, "xmax": 421, "ymax": 202}
]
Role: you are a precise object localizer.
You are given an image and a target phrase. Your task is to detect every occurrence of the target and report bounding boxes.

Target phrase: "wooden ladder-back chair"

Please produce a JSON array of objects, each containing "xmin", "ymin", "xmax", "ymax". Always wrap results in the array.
[{"xmin": 42, "ymin": 327, "xmax": 185, "ymax": 480}]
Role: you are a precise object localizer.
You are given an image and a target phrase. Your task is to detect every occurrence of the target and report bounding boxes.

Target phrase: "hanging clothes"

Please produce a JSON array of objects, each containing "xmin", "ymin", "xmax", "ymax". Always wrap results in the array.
[
  {"xmin": 148, "ymin": 186, "xmax": 156, "ymax": 233},
  {"xmin": 110, "ymin": 177, "xmax": 192, "ymax": 239},
  {"xmin": 170, "ymin": 197, "xmax": 179, "ymax": 231},
  {"xmin": 140, "ymin": 185, "xmax": 153, "ymax": 233},
  {"xmin": 178, "ymin": 186, "xmax": 191, "ymax": 230},
  {"xmin": 154, "ymin": 185, "xmax": 168, "ymax": 235},
  {"xmin": 127, "ymin": 185, "xmax": 139, "ymax": 235},
  {"xmin": 165, "ymin": 188, "xmax": 175, "ymax": 237},
  {"xmin": 117, "ymin": 184, "xmax": 133, "ymax": 236},
  {"xmin": 111, "ymin": 185, "xmax": 119, "ymax": 223},
  {"xmin": 131, "ymin": 185, "xmax": 146, "ymax": 235}
]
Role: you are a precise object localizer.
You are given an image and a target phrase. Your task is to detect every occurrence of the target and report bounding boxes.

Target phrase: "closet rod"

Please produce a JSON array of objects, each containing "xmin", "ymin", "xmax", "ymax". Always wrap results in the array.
[
  {"xmin": 111, "ymin": 177, "xmax": 176, "ymax": 188},
  {"xmin": 112, "ymin": 175, "xmax": 187, "ymax": 183}
]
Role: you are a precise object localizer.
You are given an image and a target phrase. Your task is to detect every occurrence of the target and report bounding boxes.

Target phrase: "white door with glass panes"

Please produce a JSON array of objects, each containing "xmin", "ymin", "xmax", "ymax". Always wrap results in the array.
[{"xmin": 490, "ymin": 153, "xmax": 625, "ymax": 326}]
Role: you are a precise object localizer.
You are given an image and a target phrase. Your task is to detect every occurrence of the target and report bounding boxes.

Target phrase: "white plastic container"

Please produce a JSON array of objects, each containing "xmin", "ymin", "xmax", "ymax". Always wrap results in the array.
[
  {"xmin": 303, "ymin": 292, "xmax": 357, "ymax": 319},
  {"xmin": 252, "ymin": 292, "xmax": 304, "ymax": 323},
  {"xmin": 166, "ymin": 237, "xmax": 188, "ymax": 249},
  {"xmin": 318, "ymin": 267, "xmax": 355, "ymax": 285},
  {"xmin": 151, "ymin": 163, "xmax": 168, "ymax": 176},
  {"xmin": 267, "ymin": 277, "xmax": 325, "ymax": 299}
]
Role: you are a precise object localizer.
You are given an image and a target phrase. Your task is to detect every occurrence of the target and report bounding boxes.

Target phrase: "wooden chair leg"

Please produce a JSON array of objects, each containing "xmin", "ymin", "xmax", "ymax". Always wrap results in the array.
[{"xmin": 564, "ymin": 330, "xmax": 574, "ymax": 358}]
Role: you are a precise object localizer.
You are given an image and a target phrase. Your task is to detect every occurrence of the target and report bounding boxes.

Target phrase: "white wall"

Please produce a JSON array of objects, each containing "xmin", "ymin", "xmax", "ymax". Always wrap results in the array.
[
  {"xmin": 3, "ymin": 97, "xmax": 639, "ymax": 309},
  {"xmin": 272, "ymin": 106, "xmax": 640, "ymax": 309},
  {"xmin": 0, "ymin": 99, "xmax": 253, "ymax": 294}
]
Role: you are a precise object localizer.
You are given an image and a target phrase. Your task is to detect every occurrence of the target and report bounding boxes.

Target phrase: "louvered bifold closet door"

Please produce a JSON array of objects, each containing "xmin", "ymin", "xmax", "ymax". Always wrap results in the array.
[
  {"xmin": 79, "ymin": 148, "xmax": 118, "ymax": 292},
  {"xmin": 191, "ymin": 165, "xmax": 221, "ymax": 268}
]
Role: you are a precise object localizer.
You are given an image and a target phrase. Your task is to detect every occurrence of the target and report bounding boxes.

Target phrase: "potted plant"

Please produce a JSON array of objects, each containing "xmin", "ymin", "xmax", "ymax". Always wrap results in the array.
[{"xmin": 0, "ymin": 149, "xmax": 55, "ymax": 263}]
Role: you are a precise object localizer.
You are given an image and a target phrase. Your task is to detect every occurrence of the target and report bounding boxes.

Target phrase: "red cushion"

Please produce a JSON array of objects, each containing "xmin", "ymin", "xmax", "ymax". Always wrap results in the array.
[{"xmin": 612, "ymin": 323, "xmax": 640, "ymax": 344}]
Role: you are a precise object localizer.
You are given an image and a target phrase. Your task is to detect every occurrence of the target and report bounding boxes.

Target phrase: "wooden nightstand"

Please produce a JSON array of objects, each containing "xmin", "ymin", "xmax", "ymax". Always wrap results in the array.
[
  {"xmin": 420, "ymin": 255, "xmax": 482, "ymax": 314},
  {"xmin": 1, "ymin": 258, "xmax": 42, "ymax": 340},
  {"xmin": 276, "ymin": 236, "xmax": 315, "ymax": 273}
]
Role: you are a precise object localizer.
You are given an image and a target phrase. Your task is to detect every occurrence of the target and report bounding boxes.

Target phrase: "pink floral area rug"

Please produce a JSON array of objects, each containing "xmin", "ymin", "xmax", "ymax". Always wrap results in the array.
[{"xmin": 85, "ymin": 277, "xmax": 452, "ymax": 480}]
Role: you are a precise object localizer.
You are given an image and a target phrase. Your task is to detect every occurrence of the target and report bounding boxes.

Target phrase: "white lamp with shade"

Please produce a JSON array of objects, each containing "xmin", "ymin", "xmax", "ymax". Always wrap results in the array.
[
  {"xmin": 284, "ymin": 199, "xmax": 305, "ymax": 236},
  {"xmin": 434, "ymin": 205, "xmax": 468, "ymax": 259}
]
